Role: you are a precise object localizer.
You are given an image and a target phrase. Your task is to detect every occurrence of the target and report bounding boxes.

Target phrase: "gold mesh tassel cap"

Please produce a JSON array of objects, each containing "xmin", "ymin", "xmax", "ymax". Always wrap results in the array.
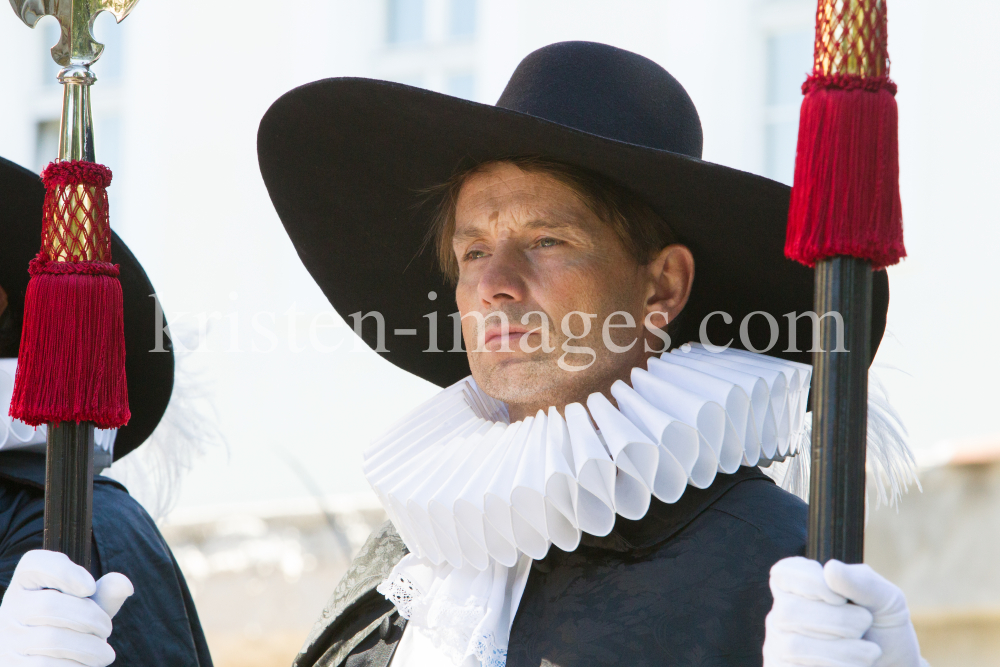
[
  {"xmin": 813, "ymin": 0, "xmax": 890, "ymax": 80},
  {"xmin": 40, "ymin": 161, "xmax": 113, "ymax": 264}
]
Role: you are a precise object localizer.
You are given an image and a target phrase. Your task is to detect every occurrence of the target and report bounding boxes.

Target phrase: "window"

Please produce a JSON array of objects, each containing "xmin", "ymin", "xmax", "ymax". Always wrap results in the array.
[
  {"xmin": 35, "ymin": 120, "xmax": 60, "ymax": 172},
  {"xmin": 445, "ymin": 72, "xmax": 475, "ymax": 100},
  {"xmin": 94, "ymin": 116, "xmax": 121, "ymax": 173},
  {"xmin": 450, "ymin": 0, "xmax": 476, "ymax": 39},
  {"xmin": 387, "ymin": 0, "xmax": 424, "ymax": 45},
  {"xmin": 764, "ymin": 29, "xmax": 813, "ymax": 185},
  {"xmin": 34, "ymin": 117, "xmax": 120, "ymax": 170}
]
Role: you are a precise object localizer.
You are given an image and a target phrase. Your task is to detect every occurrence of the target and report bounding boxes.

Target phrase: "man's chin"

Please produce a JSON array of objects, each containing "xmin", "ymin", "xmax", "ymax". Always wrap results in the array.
[{"xmin": 469, "ymin": 355, "xmax": 562, "ymax": 408}]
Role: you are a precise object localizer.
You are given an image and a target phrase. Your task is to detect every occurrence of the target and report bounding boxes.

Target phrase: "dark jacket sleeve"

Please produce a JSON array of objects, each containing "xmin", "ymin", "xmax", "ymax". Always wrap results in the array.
[
  {"xmin": 0, "ymin": 469, "xmax": 213, "ymax": 667},
  {"xmin": 0, "ymin": 482, "xmax": 45, "ymax": 596},
  {"xmin": 294, "ymin": 521, "xmax": 407, "ymax": 667},
  {"xmin": 90, "ymin": 480, "xmax": 214, "ymax": 667}
]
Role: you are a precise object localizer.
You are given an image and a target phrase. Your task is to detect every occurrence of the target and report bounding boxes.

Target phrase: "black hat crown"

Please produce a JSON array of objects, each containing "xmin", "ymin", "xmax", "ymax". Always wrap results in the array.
[{"xmin": 496, "ymin": 41, "xmax": 704, "ymax": 159}]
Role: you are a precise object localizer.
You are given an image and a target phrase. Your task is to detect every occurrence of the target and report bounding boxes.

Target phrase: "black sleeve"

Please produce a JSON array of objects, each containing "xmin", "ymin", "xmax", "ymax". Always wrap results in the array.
[
  {"xmin": 0, "ymin": 482, "xmax": 44, "ymax": 597},
  {"xmin": 301, "ymin": 589, "xmax": 398, "ymax": 667},
  {"xmin": 344, "ymin": 611, "xmax": 406, "ymax": 667},
  {"xmin": 0, "ymin": 472, "xmax": 213, "ymax": 666},
  {"xmin": 0, "ymin": 482, "xmax": 105, "ymax": 598}
]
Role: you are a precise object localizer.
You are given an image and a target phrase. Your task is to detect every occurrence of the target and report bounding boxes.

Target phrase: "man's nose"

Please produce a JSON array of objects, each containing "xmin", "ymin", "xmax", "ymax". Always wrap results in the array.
[{"xmin": 477, "ymin": 242, "xmax": 527, "ymax": 305}]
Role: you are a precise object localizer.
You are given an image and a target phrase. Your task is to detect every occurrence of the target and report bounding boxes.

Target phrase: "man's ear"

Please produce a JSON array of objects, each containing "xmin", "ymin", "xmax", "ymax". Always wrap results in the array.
[
  {"xmin": 644, "ymin": 244, "xmax": 694, "ymax": 329},
  {"xmin": 0, "ymin": 286, "xmax": 7, "ymax": 319}
]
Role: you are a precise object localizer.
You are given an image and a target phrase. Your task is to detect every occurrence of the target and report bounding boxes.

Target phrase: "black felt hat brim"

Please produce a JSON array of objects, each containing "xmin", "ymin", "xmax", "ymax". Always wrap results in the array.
[
  {"xmin": 0, "ymin": 156, "xmax": 173, "ymax": 459},
  {"xmin": 258, "ymin": 78, "xmax": 887, "ymax": 388}
]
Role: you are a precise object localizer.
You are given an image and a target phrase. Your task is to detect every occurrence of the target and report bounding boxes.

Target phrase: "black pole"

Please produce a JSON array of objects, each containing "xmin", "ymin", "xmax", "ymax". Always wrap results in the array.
[
  {"xmin": 807, "ymin": 256, "xmax": 872, "ymax": 564},
  {"xmin": 43, "ymin": 422, "xmax": 95, "ymax": 569}
]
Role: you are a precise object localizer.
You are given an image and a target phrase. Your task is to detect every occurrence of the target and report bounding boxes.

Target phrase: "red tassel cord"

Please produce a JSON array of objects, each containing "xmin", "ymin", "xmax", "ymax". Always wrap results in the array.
[
  {"xmin": 9, "ymin": 160, "xmax": 130, "ymax": 428},
  {"xmin": 785, "ymin": 0, "xmax": 906, "ymax": 270}
]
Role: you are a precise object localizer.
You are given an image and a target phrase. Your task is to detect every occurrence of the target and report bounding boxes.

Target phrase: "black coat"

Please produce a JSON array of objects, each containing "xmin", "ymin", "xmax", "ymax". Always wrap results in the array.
[
  {"xmin": 0, "ymin": 451, "xmax": 213, "ymax": 667},
  {"xmin": 294, "ymin": 467, "xmax": 807, "ymax": 667}
]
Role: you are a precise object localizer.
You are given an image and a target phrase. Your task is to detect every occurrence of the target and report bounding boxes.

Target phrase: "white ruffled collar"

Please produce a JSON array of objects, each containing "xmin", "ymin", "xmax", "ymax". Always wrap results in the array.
[
  {"xmin": 378, "ymin": 554, "xmax": 532, "ymax": 667},
  {"xmin": 0, "ymin": 358, "xmax": 118, "ymax": 456},
  {"xmin": 364, "ymin": 344, "xmax": 811, "ymax": 667}
]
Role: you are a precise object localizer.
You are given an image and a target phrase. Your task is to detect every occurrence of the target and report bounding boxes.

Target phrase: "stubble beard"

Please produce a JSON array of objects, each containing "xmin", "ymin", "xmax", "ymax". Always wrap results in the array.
[
  {"xmin": 469, "ymin": 343, "xmax": 639, "ymax": 421},
  {"xmin": 469, "ymin": 352, "xmax": 564, "ymax": 414}
]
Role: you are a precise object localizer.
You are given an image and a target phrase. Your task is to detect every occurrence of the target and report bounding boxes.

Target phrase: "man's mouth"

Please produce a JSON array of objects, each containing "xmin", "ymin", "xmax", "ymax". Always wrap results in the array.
[{"xmin": 483, "ymin": 326, "xmax": 530, "ymax": 351}]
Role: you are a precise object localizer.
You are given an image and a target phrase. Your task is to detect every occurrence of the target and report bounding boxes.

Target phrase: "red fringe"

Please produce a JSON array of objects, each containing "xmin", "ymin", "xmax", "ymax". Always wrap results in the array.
[
  {"xmin": 10, "ymin": 256, "xmax": 130, "ymax": 428},
  {"xmin": 785, "ymin": 80, "xmax": 906, "ymax": 270},
  {"xmin": 10, "ymin": 165, "xmax": 130, "ymax": 430}
]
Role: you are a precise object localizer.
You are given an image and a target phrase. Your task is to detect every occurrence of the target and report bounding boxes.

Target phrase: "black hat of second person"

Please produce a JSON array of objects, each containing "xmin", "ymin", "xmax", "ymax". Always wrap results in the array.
[
  {"xmin": 0, "ymin": 156, "xmax": 173, "ymax": 459},
  {"xmin": 258, "ymin": 41, "xmax": 888, "ymax": 388}
]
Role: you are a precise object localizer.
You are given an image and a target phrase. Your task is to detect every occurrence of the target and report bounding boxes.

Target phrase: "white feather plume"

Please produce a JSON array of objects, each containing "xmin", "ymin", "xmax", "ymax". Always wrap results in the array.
[
  {"xmin": 761, "ymin": 368, "xmax": 920, "ymax": 514},
  {"xmin": 103, "ymin": 345, "xmax": 224, "ymax": 520}
]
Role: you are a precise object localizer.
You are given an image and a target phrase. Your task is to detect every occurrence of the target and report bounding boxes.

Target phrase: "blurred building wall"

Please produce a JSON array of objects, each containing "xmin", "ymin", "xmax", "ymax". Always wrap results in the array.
[
  {"xmin": 161, "ymin": 498, "xmax": 387, "ymax": 667},
  {"xmin": 867, "ymin": 451, "xmax": 1000, "ymax": 667}
]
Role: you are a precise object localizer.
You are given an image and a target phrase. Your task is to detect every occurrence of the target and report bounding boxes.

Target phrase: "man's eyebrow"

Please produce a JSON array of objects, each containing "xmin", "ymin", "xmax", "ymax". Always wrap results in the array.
[
  {"xmin": 452, "ymin": 224, "xmax": 485, "ymax": 244},
  {"xmin": 452, "ymin": 217, "xmax": 581, "ymax": 245},
  {"xmin": 522, "ymin": 218, "xmax": 579, "ymax": 233}
]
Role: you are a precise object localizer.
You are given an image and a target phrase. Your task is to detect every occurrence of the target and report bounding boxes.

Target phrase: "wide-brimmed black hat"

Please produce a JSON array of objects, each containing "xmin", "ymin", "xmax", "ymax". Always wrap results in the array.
[
  {"xmin": 258, "ymin": 41, "xmax": 888, "ymax": 388},
  {"xmin": 0, "ymin": 156, "xmax": 173, "ymax": 458}
]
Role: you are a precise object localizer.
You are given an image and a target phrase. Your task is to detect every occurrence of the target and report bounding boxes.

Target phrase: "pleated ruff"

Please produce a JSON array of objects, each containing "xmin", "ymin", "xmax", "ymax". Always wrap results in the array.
[{"xmin": 364, "ymin": 344, "xmax": 811, "ymax": 570}]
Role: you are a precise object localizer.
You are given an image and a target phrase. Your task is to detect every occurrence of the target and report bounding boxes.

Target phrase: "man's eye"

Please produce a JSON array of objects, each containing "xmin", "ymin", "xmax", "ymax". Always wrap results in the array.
[
  {"xmin": 464, "ymin": 250, "xmax": 486, "ymax": 261},
  {"xmin": 537, "ymin": 237, "xmax": 561, "ymax": 248}
]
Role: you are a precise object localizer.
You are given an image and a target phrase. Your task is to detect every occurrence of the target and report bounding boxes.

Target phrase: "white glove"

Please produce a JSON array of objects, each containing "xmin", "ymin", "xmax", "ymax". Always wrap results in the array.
[
  {"xmin": 764, "ymin": 556, "xmax": 924, "ymax": 667},
  {"xmin": 0, "ymin": 550, "xmax": 134, "ymax": 666}
]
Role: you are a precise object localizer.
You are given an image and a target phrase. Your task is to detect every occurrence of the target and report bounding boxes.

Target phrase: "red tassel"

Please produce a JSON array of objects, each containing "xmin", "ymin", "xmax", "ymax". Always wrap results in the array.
[
  {"xmin": 9, "ymin": 161, "xmax": 129, "ymax": 428},
  {"xmin": 10, "ymin": 258, "xmax": 129, "ymax": 428},
  {"xmin": 785, "ymin": 0, "xmax": 906, "ymax": 269},
  {"xmin": 784, "ymin": 76, "xmax": 905, "ymax": 269}
]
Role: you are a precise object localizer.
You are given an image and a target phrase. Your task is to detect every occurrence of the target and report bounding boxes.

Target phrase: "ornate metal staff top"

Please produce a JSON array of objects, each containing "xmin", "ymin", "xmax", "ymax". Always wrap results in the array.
[
  {"xmin": 9, "ymin": 0, "xmax": 138, "ymax": 568},
  {"xmin": 12, "ymin": 0, "xmax": 139, "ymax": 162}
]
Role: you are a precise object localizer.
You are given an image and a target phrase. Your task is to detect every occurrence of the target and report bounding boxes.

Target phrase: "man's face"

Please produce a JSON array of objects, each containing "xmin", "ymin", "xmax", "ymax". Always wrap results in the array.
[{"xmin": 452, "ymin": 162, "xmax": 689, "ymax": 420}]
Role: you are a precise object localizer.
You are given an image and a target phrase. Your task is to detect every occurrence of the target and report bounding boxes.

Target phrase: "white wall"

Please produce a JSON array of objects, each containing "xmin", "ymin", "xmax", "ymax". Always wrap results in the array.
[{"xmin": 876, "ymin": 0, "xmax": 1000, "ymax": 460}]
